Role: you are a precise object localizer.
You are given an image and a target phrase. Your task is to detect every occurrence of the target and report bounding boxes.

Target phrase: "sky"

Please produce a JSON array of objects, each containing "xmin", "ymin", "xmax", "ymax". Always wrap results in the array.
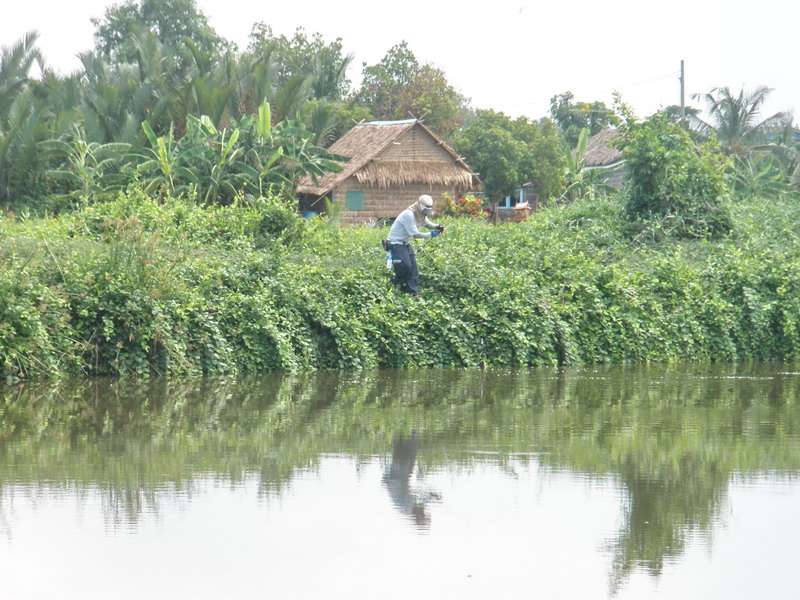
[{"xmin": 2, "ymin": 0, "xmax": 799, "ymax": 124}]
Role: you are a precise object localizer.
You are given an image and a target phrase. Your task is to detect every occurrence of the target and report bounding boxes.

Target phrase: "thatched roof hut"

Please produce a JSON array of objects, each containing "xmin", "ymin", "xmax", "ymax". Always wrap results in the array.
[
  {"xmin": 297, "ymin": 119, "xmax": 480, "ymax": 225},
  {"xmin": 584, "ymin": 129, "xmax": 626, "ymax": 189},
  {"xmin": 584, "ymin": 129, "xmax": 623, "ymax": 168}
]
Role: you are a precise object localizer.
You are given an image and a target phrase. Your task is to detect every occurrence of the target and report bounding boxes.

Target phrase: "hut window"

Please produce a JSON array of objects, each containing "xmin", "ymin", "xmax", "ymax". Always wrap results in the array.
[
  {"xmin": 346, "ymin": 191, "xmax": 364, "ymax": 211},
  {"xmin": 499, "ymin": 189, "xmax": 523, "ymax": 209}
]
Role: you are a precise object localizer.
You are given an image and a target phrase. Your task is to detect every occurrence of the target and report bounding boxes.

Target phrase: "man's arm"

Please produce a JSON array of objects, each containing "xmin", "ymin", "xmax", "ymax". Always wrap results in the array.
[
  {"xmin": 422, "ymin": 217, "xmax": 444, "ymax": 233},
  {"xmin": 404, "ymin": 212, "xmax": 433, "ymax": 239}
]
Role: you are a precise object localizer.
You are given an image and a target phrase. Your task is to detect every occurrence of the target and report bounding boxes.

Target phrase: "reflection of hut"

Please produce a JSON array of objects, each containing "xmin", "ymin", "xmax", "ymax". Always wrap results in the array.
[
  {"xmin": 585, "ymin": 129, "xmax": 626, "ymax": 188},
  {"xmin": 297, "ymin": 119, "xmax": 481, "ymax": 225}
]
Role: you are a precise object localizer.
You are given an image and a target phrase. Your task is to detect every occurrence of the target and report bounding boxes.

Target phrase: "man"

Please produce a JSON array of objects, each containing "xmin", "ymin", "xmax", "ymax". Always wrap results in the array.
[{"xmin": 385, "ymin": 194, "xmax": 444, "ymax": 296}]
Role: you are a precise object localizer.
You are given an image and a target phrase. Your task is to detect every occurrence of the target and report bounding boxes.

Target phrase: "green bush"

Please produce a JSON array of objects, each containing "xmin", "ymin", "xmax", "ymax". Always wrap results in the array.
[
  {"xmin": 0, "ymin": 269, "xmax": 76, "ymax": 378},
  {"xmin": 620, "ymin": 113, "xmax": 733, "ymax": 239},
  {"xmin": 4, "ymin": 188, "xmax": 800, "ymax": 378}
]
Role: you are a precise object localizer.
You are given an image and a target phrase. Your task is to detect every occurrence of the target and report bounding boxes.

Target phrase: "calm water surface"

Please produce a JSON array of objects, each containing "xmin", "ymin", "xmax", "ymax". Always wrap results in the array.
[{"xmin": 2, "ymin": 363, "xmax": 800, "ymax": 599}]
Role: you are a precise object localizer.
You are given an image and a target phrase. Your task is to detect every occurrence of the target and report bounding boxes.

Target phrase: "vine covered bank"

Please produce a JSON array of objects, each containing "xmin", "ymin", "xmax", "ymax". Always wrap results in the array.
[{"xmin": 3, "ymin": 189, "xmax": 800, "ymax": 378}]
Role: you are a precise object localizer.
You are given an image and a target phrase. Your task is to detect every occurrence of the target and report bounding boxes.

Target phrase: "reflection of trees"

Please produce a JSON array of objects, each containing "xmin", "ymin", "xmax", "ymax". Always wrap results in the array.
[
  {"xmin": 529, "ymin": 366, "xmax": 800, "ymax": 594},
  {"xmin": 606, "ymin": 440, "xmax": 730, "ymax": 594},
  {"xmin": 2, "ymin": 363, "xmax": 800, "ymax": 586}
]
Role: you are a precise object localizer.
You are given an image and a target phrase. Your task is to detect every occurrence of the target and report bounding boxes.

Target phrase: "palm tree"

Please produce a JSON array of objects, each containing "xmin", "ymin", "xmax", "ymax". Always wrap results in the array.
[
  {"xmin": 0, "ymin": 88, "xmax": 52, "ymax": 206},
  {"xmin": 0, "ymin": 33, "xmax": 54, "ymax": 206},
  {"xmin": 0, "ymin": 32, "xmax": 41, "ymax": 123},
  {"xmin": 233, "ymin": 45, "xmax": 280, "ymax": 118},
  {"xmin": 163, "ymin": 38, "xmax": 243, "ymax": 131},
  {"xmin": 302, "ymin": 100, "xmax": 339, "ymax": 147},
  {"xmin": 271, "ymin": 74, "xmax": 313, "ymax": 121},
  {"xmin": 693, "ymin": 86, "xmax": 790, "ymax": 156},
  {"xmin": 310, "ymin": 47, "xmax": 353, "ymax": 100}
]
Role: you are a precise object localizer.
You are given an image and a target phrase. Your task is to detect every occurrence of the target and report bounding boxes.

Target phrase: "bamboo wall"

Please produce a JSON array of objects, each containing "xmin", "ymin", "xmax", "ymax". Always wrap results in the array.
[{"xmin": 335, "ymin": 177, "xmax": 457, "ymax": 225}]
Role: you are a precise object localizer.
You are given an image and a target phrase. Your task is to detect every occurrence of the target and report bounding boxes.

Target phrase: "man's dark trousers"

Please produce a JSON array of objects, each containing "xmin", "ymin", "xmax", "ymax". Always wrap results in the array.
[{"xmin": 391, "ymin": 242, "xmax": 419, "ymax": 296}]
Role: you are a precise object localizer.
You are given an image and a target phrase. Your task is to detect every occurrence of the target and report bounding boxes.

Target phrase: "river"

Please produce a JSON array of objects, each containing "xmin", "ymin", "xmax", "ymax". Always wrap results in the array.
[{"xmin": 2, "ymin": 363, "xmax": 800, "ymax": 599}]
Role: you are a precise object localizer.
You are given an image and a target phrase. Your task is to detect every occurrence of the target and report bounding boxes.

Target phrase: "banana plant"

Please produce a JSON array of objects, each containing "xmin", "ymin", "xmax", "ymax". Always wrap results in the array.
[
  {"xmin": 561, "ymin": 127, "xmax": 613, "ymax": 201},
  {"xmin": 127, "ymin": 102, "xmax": 344, "ymax": 204},
  {"xmin": 248, "ymin": 109, "xmax": 345, "ymax": 191},
  {"xmin": 185, "ymin": 114, "xmax": 250, "ymax": 202},
  {"xmin": 39, "ymin": 125, "xmax": 132, "ymax": 203},
  {"xmin": 236, "ymin": 101, "xmax": 343, "ymax": 196},
  {"xmin": 732, "ymin": 155, "xmax": 790, "ymax": 200},
  {"xmin": 256, "ymin": 101, "xmax": 272, "ymax": 141},
  {"xmin": 134, "ymin": 121, "xmax": 197, "ymax": 197}
]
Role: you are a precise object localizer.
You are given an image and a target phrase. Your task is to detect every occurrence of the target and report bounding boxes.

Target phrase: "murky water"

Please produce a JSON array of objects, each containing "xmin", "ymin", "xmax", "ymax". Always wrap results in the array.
[{"xmin": 2, "ymin": 363, "xmax": 800, "ymax": 599}]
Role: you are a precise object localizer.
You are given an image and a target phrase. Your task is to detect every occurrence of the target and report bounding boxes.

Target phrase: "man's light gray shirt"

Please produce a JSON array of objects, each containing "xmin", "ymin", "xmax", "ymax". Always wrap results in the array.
[{"xmin": 387, "ymin": 208, "xmax": 438, "ymax": 243}]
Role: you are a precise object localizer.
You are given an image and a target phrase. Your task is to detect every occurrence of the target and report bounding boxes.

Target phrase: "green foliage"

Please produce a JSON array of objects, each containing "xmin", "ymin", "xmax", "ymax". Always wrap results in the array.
[
  {"xmin": 91, "ymin": 0, "xmax": 225, "ymax": 73},
  {"xmin": 246, "ymin": 25, "xmax": 353, "ymax": 102},
  {"xmin": 0, "ymin": 31, "xmax": 41, "ymax": 122},
  {"xmin": 550, "ymin": 91, "xmax": 619, "ymax": 147},
  {"xmin": 683, "ymin": 87, "xmax": 800, "ymax": 198},
  {"xmin": 453, "ymin": 109, "xmax": 565, "ymax": 201},
  {"xmin": 0, "ymin": 187, "xmax": 312, "ymax": 376},
  {"xmin": 732, "ymin": 154, "xmax": 792, "ymax": 200},
  {"xmin": 251, "ymin": 194, "xmax": 307, "ymax": 247},
  {"xmin": 509, "ymin": 114, "xmax": 565, "ymax": 201},
  {"xmin": 561, "ymin": 127, "xmax": 615, "ymax": 202},
  {"xmin": 356, "ymin": 41, "xmax": 468, "ymax": 140},
  {"xmin": 0, "ymin": 24, "xmax": 357, "ymax": 212},
  {"xmin": 693, "ymin": 86, "xmax": 790, "ymax": 157},
  {"xmin": 620, "ymin": 113, "xmax": 733, "ymax": 239},
  {"xmin": 452, "ymin": 110, "xmax": 522, "ymax": 200},
  {"xmin": 125, "ymin": 103, "xmax": 344, "ymax": 203},
  {"xmin": 40, "ymin": 125, "xmax": 132, "ymax": 204},
  {"xmin": 0, "ymin": 267, "xmax": 75, "ymax": 378},
  {"xmin": 0, "ymin": 87, "xmax": 53, "ymax": 209},
  {"xmin": 6, "ymin": 189, "xmax": 800, "ymax": 378},
  {"xmin": 762, "ymin": 122, "xmax": 800, "ymax": 189},
  {"xmin": 0, "ymin": 34, "xmax": 53, "ymax": 209},
  {"xmin": 299, "ymin": 99, "xmax": 371, "ymax": 147}
]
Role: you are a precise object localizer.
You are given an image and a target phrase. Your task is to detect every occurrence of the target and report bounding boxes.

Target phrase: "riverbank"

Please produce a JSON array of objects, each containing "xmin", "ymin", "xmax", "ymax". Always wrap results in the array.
[{"xmin": 3, "ymin": 189, "xmax": 800, "ymax": 377}]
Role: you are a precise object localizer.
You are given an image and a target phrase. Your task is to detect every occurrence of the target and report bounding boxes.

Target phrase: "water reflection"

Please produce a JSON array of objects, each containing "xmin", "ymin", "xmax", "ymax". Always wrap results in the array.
[
  {"xmin": 383, "ymin": 432, "xmax": 440, "ymax": 530},
  {"xmin": 2, "ymin": 363, "xmax": 800, "ymax": 596}
]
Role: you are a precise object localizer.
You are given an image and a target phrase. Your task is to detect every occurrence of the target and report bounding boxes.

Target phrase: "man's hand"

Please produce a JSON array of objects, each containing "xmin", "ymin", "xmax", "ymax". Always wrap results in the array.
[{"xmin": 437, "ymin": 224, "xmax": 445, "ymax": 233}]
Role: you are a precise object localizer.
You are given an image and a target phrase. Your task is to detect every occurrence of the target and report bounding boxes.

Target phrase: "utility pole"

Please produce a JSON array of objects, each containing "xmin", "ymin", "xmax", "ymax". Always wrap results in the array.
[{"xmin": 680, "ymin": 60, "xmax": 686, "ymax": 128}]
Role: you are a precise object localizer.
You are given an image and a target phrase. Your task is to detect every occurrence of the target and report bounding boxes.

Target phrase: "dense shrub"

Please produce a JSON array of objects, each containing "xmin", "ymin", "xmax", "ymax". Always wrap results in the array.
[
  {"xmin": 3, "ymin": 188, "xmax": 800, "ymax": 378},
  {"xmin": 0, "ymin": 270, "xmax": 76, "ymax": 378},
  {"xmin": 620, "ymin": 113, "xmax": 733, "ymax": 239}
]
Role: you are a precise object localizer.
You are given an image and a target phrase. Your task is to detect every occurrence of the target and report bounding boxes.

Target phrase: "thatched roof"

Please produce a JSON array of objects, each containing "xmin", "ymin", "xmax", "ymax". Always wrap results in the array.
[
  {"xmin": 355, "ymin": 159, "xmax": 475, "ymax": 188},
  {"xmin": 297, "ymin": 119, "xmax": 480, "ymax": 196},
  {"xmin": 585, "ymin": 129, "xmax": 624, "ymax": 167}
]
